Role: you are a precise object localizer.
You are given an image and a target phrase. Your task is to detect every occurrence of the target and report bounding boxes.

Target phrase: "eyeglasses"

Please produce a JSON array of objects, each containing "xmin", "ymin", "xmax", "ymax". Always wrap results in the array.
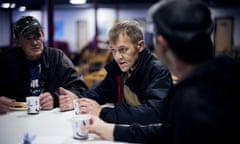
[{"xmin": 110, "ymin": 47, "xmax": 129, "ymax": 55}]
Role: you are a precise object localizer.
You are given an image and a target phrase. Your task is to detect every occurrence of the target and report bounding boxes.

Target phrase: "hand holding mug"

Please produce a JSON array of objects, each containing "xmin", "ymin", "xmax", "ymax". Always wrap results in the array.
[{"xmin": 39, "ymin": 92, "xmax": 54, "ymax": 110}]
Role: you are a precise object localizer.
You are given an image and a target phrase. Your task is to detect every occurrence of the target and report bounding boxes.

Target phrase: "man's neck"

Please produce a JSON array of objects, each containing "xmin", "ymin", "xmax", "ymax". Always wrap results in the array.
[{"xmin": 172, "ymin": 60, "xmax": 196, "ymax": 82}]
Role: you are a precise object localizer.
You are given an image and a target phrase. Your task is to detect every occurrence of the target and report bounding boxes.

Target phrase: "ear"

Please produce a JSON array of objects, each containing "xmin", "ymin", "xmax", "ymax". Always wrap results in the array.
[
  {"xmin": 156, "ymin": 35, "xmax": 169, "ymax": 53},
  {"xmin": 41, "ymin": 31, "xmax": 45, "ymax": 38},
  {"xmin": 137, "ymin": 39, "xmax": 144, "ymax": 52},
  {"xmin": 14, "ymin": 38, "xmax": 21, "ymax": 47}
]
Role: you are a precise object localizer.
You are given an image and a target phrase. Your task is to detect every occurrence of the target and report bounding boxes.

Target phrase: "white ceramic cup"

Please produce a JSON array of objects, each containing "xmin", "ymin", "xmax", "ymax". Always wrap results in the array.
[
  {"xmin": 73, "ymin": 99, "xmax": 80, "ymax": 115},
  {"xmin": 26, "ymin": 96, "xmax": 40, "ymax": 114},
  {"xmin": 71, "ymin": 114, "xmax": 90, "ymax": 140}
]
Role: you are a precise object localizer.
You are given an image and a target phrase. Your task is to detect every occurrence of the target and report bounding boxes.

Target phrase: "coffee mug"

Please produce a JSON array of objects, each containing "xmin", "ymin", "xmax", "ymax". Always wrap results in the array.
[
  {"xmin": 71, "ymin": 114, "xmax": 90, "ymax": 140},
  {"xmin": 73, "ymin": 99, "xmax": 80, "ymax": 115},
  {"xmin": 26, "ymin": 96, "xmax": 40, "ymax": 114}
]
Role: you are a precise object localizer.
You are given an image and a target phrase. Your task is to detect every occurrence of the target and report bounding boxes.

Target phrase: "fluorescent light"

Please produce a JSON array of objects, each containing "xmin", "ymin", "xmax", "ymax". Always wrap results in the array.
[
  {"xmin": 19, "ymin": 6, "xmax": 26, "ymax": 12},
  {"xmin": 70, "ymin": 0, "xmax": 86, "ymax": 5},
  {"xmin": 10, "ymin": 3, "xmax": 16, "ymax": 8},
  {"xmin": 1, "ymin": 3, "xmax": 16, "ymax": 8},
  {"xmin": 1, "ymin": 3, "xmax": 10, "ymax": 8}
]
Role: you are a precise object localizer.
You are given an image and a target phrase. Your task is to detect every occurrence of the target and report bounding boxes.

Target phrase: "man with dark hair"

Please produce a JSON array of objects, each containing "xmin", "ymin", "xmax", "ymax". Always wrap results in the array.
[
  {"xmin": 0, "ymin": 16, "xmax": 88, "ymax": 113},
  {"xmin": 81, "ymin": 0, "xmax": 240, "ymax": 143}
]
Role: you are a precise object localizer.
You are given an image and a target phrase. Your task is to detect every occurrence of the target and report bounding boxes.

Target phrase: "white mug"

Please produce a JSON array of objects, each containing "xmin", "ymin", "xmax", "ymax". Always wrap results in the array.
[
  {"xmin": 26, "ymin": 96, "xmax": 40, "ymax": 114},
  {"xmin": 71, "ymin": 114, "xmax": 90, "ymax": 139},
  {"xmin": 73, "ymin": 99, "xmax": 80, "ymax": 115}
]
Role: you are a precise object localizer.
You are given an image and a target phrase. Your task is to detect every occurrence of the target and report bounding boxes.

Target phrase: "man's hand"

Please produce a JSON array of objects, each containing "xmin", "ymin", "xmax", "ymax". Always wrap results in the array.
[
  {"xmin": 0, "ymin": 96, "xmax": 15, "ymax": 114},
  {"xmin": 81, "ymin": 115, "xmax": 115, "ymax": 140},
  {"xmin": 39, "ymin": 92, "xmax": 54, "ymax": 110},
  {"xmin": 78, "ymin": 98, "xmax": 102, "ymax": 116},
  {"xmin": 59, "ymin": 87, "xmax": 78, "ymax": 112}
]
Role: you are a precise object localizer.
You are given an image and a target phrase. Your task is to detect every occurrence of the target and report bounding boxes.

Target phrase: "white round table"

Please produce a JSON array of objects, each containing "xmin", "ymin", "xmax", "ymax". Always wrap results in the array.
[{"xmin": 0, "ymin": 108, "xmax": 126, "ymax": 144}]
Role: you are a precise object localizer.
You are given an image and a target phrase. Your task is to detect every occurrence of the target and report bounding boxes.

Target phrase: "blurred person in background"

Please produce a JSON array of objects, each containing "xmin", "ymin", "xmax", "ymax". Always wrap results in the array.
[
  {"xmin": 81, "ymin": 0, "xmax": 240, "ymax": 143},
  {"xmin": 0, "ymin": 16, "xmax": 88, "ymax": 114}
]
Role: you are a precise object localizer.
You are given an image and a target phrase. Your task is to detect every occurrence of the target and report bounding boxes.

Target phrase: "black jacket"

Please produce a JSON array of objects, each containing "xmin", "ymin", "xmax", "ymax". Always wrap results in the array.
[
  {"xmin": 114, "ymin": 55, "xmax": 240, "ymax": 144},
  {"xmin": 0, "ymin": 47, "xmax": 87, "ymax": 107},
  {"xmin": 83, "ymin": 49, "xmax": 173, "ymax": 124}
]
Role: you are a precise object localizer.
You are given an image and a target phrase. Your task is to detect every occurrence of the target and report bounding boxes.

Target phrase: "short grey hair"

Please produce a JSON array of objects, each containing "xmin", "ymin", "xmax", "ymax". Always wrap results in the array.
[{"xmin": 108, "ymin": 20, "xmax": 144, "ymax": 45}]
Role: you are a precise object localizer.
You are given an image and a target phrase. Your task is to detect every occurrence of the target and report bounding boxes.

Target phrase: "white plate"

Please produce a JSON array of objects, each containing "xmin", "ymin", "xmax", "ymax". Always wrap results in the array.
[{"xmin": 9, "ymin": 107, "xmax": 28, "ymax": 111}]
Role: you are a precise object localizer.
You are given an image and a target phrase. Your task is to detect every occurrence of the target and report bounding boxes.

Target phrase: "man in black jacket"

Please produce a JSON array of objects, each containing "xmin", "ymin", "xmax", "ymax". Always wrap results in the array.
[
  {"xmin": 81, "ymin": 0, "xmax": 240, "ymax": 143},
  {"xmin": 62, "ymin": 20, "xmax": 173, "ymax": 124},
  {"xmin": 0, "ymin": 16, "xmax": 88, "ymax": 113}
]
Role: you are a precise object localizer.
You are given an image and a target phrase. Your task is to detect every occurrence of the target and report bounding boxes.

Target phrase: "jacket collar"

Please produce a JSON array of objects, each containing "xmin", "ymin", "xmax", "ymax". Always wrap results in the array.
[{"xmin": 105, "ymin": 48, "xmax": 154, "ymax": 79}]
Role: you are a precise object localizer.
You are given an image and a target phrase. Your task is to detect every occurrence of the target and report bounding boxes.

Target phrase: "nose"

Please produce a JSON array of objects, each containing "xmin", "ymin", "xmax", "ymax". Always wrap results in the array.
[
  {"xmin": 113, "ymin": 51, "xmax": 123, "ymax": 60},
  {"xmin": 31, "ymin": 39, "xmax": 38, "ymax": 45}
]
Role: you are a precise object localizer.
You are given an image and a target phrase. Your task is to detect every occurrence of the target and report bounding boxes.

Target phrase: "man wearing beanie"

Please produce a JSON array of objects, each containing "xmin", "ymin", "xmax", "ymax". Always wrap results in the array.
[{"xmin": 81, "ymin": 0, "xmax": 240, "ymax": 143}]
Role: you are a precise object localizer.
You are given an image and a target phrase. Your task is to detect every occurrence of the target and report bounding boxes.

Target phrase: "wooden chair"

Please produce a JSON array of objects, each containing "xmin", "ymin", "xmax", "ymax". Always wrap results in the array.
[
  {"xmin": 84, "ymin": 68, "xmax": 107, "ymax": 88},
  {"xmin": 77, "ymin": 48, "xmax": 111, "ymax": 88}
]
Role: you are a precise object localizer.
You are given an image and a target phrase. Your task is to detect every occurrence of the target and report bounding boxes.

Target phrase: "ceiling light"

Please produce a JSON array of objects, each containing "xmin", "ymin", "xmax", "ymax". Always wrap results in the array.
[
  {"xmin": 10, "ymin": 3, "xmax": 16, "ymax": 8},
  {"xmin": 70, "ymin": 0, "xmax": 86, "ymax": 5},
  {"xmin": 19, "ymin": 6, "xmax": 26, "ymax": 12},
  {"xmin": 1, "ymin": 3, "xmax": 10, "ymax": 8},
  {"xmin": 1, "ymin": 3, "xmax": 16, "ymax": 8}
]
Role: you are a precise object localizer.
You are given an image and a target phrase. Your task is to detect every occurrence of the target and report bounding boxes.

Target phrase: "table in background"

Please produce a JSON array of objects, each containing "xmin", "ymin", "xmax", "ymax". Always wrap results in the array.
[{"xmin": 0, "ymin": 108, "xmax": 126, "ymax": 144}]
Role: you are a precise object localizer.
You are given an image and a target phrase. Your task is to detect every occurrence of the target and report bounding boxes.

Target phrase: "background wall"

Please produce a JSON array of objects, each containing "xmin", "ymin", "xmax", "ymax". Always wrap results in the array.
[
  {"xmin": 0, "ymin": 10, "xmax": 10, "ymax": 47},
  {"xmin": 0, "ymin": 6, "xmax": 240, "ymax": 53}
]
